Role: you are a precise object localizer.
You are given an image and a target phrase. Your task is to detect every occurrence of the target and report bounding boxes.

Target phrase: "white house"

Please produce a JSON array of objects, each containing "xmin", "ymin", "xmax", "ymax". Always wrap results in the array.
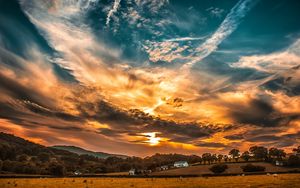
[
  {"xmin": 174, "ymin": 161, "xmax": 189, "ymax": 168},
  {"xmin": 275, "ymin": 160, "xmax": 284, "ymax": 166},
  {"xmin": 74, "ymin": 170, "xmax": 82, "ymax": 175},
  {"xmin": 160, "ymin": 165, "xmax": 169, "ymax": 170},
  {"xmin": 129, "ymin": 169, "xmax": 135, "ymax": 175}
]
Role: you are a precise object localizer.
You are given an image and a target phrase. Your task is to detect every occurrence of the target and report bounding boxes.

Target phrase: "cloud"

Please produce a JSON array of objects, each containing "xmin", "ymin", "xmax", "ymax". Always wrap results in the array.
[
  {"xmin": 230, "ymin": 39, "xmax": 300, "ymax": 97},
  {"xmin": 1, "ymin": 0, "xmax": 299, "ymax": 156},
  {"xmin": 196, "ymin": 141, "xmax": 227, "ymax": 148},
  {"xmin": 183, "ymin": 0, "xmax": 260, "ymax": 68},
  {"xmin": 106, "ymin": 0, "xmax": 121, "ymax": 27},
  {"xmin": 206, "ymin": 7, "xmax": 225, "ymax": 18},
  {"xmin": 224, "ymin": 134, "xmax": 244, "ymax": 140},
  {"xmin": 143, "ymin": 40, "xmax": 190, "ymax": 63},
  {"xmin": 246, "ymin": 135, "xmax": 281, "ymax": 142},
  {"xmin": 164, "ymin": 36, "xmax": 207, "ymax": 42}
]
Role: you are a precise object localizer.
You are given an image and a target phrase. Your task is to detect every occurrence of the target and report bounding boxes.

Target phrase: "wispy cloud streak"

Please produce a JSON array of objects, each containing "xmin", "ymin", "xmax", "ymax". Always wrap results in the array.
[
  {"xmin": 183, "ymin": 0, "xmax": 259, "ymax": 68},
  {"xmin": 164, "ymin": 36, "xmax": 206, "ymax": 42},
  {"xmin": 106, "ymin": 0, "xmax": 121, "ymax": 27}
]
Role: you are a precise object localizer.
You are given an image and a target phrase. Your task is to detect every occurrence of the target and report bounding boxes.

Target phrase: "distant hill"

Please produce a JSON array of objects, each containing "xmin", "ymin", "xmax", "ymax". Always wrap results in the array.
[
  {"xmin": 51, "ymin": 145, "xmax": 128, "ymax": 159},
  {"xmin": 0, "ymin": 132, "xmax": 79, "ymax": 159}
]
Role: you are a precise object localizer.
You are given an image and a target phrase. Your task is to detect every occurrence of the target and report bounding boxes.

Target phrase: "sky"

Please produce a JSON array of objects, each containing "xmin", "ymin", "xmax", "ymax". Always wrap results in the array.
[{"xmin": 0, "ymin": 0, "xmax": 300, "ymax": 157}]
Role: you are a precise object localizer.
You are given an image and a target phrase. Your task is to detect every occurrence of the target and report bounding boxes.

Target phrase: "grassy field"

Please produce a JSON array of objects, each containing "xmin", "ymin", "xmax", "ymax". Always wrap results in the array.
[
  {"xmin": 152, "ymin": 162, "xmax": 299, "ymax": 176},
  {"xmin": 0, "ymin": 174, "xmax": 300, "ymax": 188}
]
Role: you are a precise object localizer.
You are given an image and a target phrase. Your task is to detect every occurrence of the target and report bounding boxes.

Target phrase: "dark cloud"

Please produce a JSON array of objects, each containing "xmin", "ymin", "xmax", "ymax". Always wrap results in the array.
[
  {"xmin": 246, "ymin": 135, "xmax": 281, "ymax": 142},
  {"xmin": 0, "ymin": 72, "xmax": 52, "ymax": 107},
  {"xmin": 196, "ymin": 142, "xmax": 227, "ymax": 148},
  {"xmin": 24, "ymin": 101, "xmax": 82, "ymax": 122},
  {"xmin": 224, "ymin": 134, "xmax": 244, "ymax": 140},
  {"xmin": 230, "ymin": 98, "xmax": 300, "ymax": 127}
]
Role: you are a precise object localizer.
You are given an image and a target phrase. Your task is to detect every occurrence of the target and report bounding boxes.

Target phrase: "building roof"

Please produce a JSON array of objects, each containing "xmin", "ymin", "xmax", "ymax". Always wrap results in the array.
[{"xmin": 174, "ymin": 161, "xmax": 188, "ymax": 164}]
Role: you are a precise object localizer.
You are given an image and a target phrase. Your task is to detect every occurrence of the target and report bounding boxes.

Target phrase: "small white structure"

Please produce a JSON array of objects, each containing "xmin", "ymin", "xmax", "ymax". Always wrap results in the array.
[
  {"xmin": 74, "ymin": 170, "xmax": 82, "ymax": 175},
  {"xmin": 160, "ymin": 165, "xmax": 169, "ymax": 170},
  {"xmin": 174, "ymin": 161, "xmax": 189, "ymax": 168},
  {"xmin": 129, "ymin": 169, "xmax": 135, "ymax": 175},
  {"xmin": 275, "ymin": 160, "xmax": 284, "ymax": 166}
]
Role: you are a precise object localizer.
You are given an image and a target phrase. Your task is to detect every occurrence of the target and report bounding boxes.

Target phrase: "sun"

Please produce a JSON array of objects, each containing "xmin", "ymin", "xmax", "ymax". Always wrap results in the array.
[{"xmin": 142, "ymin": 132, "xmax": 161, "ymax": 146}]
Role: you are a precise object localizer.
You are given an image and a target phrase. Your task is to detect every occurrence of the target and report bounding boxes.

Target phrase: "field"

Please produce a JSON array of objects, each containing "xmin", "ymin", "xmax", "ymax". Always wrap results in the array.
[
  {"xmin": 152, "ymin": 162, "xmax": 298, "ymax": 176},
  {"xmin": 0, "ymin": 174, "xmax": 300, "ymax": 188}
]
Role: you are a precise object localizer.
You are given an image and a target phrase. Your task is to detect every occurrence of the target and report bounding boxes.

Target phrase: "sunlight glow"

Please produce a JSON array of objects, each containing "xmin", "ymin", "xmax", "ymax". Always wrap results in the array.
[{"xmin": 142, "ymin": 132, "xmax": 161, "ymax": 146}]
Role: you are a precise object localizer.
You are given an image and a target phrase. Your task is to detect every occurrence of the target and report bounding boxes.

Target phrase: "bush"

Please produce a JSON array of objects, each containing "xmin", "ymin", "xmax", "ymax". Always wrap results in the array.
[
  {"xmin": 49, "ymin": 163, "xmax": 65, "ymax": 176},
  {"xmin": 2, "ymin": 160, "xmax": 15, "ymax": 172},
  {"xmin": 38, "ymin": 153, "xmax": 50, "ymax": 163},
  {"xmin": 209, "ymin": 164, "xmax": 228, "ymax": 174},
  {"xmin": 288, "ymin": 155, "xmax": 300, "ymax": 167},
  {"xmin": 241, "ymin": 163, "xmax": 265, "ymax": 172}
]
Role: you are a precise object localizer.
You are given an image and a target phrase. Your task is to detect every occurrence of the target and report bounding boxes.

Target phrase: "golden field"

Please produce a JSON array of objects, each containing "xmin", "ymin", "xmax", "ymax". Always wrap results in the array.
[
  {"xmin": 152, "ymin": 162, "xmax": 297, "ymax": 176},
  {"xmin": 1, "ymin": 174, "xmax": 300, "ymax": 188}
]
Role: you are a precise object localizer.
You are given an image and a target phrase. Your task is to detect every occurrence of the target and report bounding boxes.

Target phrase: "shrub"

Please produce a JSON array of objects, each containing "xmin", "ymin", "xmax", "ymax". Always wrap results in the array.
[
  {"xmin": 241, "ymin": 163, "xmax": 265, "ymax": 172},
  {"xmin": 49, "ymin": 163, "xmax": 65, "ymax": 176},
  {"xmin": 209, "ymin": 164, "xmax": 228, "ymax": 174},
  {"xmin": 288, "ymin": 155, "xmax": 300, "ymax": 167},
  {"xmin": 2, "ymin": 160, "xmax": 16, "ymax": 172},
  {"xmin": 0, "ymin": 160, "xmax": 2, "ymax": 171},
  {"xmin": 38, "ymin": 153, "xmax": 50, "ymax": 163}
]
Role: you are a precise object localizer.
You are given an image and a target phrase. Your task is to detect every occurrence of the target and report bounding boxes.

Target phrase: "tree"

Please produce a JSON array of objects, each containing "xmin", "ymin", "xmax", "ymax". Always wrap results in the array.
[
  {"xmin": 224, "ymin": 155, "xmax": 229, "ymax": 162},
  {"xmin": 269, "ymin": 148, "xmax": 286, "ymax": 160},
  {"xmin": 38, "ymin": 152, "xmax": 50, "ymax": 163},
  {"xmin": 229, "ymin": 149, "xmax": 240, "ymax": 162},
  {"xmin": 288, "ymin": 155, "xmax": 300, "ymax": 167},
  {"xmin": 17, "ymin": 154, "xmax": 28, "ymax": 162},
  {"xmin": 202, "ymin": 153, "xmax": 212, "ymax": 164},
  {"xmin": 49, "ymin": 163, "xmax": 65, "ymax": 176},
  {"xmin": 211, "ymin": 154, "xmax": 217, "ymax": 163},
  {"xmin": 292, "ymin": 146, "xmax": 300, "ymax": 154},
  {"xmin": 249, "ymin": 146, "xmax": 268, "ymax": 161},
  {"xmin": 217, "ymin": 154, "xmax": 223, "ymax": 163},
  {"xmin": 2, "ymin": 160, "xmax": 15, "ymax": 172},
  {"xmin": 241, "ymin": 151, "xmax": 250, "ymax": 162}
]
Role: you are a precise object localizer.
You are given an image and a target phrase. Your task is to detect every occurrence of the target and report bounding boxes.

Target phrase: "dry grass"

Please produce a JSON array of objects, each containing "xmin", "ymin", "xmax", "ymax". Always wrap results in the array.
[
  {"xmin": 152, "ymin": 162, "xmax": 298, "ymax": 176},
  {"xmin": 0, "ymin": 174, "xmax": 299, "ymax": 188}
]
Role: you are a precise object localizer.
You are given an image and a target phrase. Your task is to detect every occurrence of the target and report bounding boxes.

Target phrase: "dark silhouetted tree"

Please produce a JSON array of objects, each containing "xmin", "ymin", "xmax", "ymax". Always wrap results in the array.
[
  {"xmin": 241, "ymin": 151, "xmax": 250, "ymax": 162},
  {"xmin": 217, "ymin": 154, "xmax": 223, "ymax": 163},
  {"xmin": 202, "ymin": 153, "xmax": 212, "ymax": 164},
  {"xmin": 269, "ymin": 148, "xmax": 286, "ymax": 161},
  {"xmin": 224, "ymin": 155, "xmax": 228, "ymax": 162},
  {"xmin": 292, "ymin": 146, "xmax": 300, "ymax": 154},
  {"xmin": 249, "ymin": 146, "xmax": 268, "ymax": 161},
  {"xmin": 17, "ymin": 154, "xmax": 28, "ymax": 162},
  {"xmin": 38, "ymin": 152, "xmax": 50, "ymax": 163},
  {"xmin": 288, "ymin": 155, "xmax": 300, "ymax": 167},
  {"xmin": 50, "ymin": 163, "xmax": 65, "ymax": 176},
  {"xmin": 229, "ymin": 149, "xmax": 240, "ymax": 162}
]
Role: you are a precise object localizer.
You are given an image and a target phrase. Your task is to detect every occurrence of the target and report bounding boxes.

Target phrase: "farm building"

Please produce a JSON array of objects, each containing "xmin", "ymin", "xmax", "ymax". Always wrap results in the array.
[
  {"xmin": 275, "ymin": 160, "xmax": 286, "ymax": 166},
  {"xmin": 74, "ymin": 170, "xmax": 82, "ymax": 175},
  {"xmin": 160, "ymin": 165, "xmax": 169, "ymax": 170},
  {"xmin": 129, "ymin": 169, "xmax": 135, "ymax": 175},
  {"xmin": 174, "ymin": 161, "xmax": 189, "ymax": 168}
]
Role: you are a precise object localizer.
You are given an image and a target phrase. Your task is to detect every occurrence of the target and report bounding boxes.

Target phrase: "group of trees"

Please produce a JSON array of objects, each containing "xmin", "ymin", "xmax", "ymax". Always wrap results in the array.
[{"xmin": 199, "ymin": 146, "xmax": 288, "ymax": 165}]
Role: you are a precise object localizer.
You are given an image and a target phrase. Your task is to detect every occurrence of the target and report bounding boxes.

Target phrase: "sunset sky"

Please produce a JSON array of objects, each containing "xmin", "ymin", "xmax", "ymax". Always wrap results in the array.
[{"xmin": 0, "ymin": 0, "xmax": 300, "ymax": 157}]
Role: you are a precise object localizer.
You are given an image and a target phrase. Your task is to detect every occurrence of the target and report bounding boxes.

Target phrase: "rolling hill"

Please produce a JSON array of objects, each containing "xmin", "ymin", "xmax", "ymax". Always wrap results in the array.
[{"xmin": 51, "ymin": 145, "xmax": 128, "ymax": 159}]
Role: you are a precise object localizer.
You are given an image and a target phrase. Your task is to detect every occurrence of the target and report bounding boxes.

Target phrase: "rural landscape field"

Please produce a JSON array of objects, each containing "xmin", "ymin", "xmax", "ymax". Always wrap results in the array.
[
  {"xmin": 1, "ymin": 0, "xmax": 300, "ymax": 187},
  {"xmin": 1, "ymin": 174, "xmax": 300, "ymax": 188}
]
